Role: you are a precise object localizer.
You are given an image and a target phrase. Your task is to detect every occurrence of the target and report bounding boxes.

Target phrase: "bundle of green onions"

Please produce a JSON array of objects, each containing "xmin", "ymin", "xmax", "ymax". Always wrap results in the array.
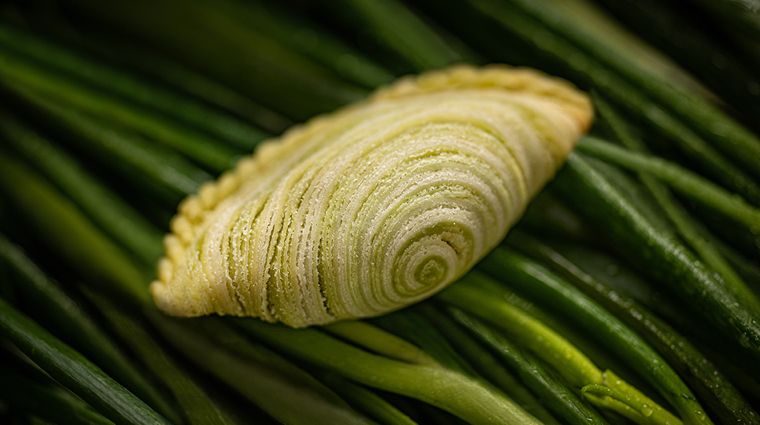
[{"xmin": 1, "ymin": 0, "xmax": 760, "ymax": 424}]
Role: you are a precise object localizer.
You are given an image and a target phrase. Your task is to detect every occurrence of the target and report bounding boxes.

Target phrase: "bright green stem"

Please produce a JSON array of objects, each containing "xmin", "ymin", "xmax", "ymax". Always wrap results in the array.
[
  {"xmin": 233, "ymin": 318, "xmax": 540, "ymax": 425},
  {"xmin": 0, "ymin": 109, "xmax": 164, "ymax": 265},
  {"xmin": 0, "ymin": 153, "xmax": 149, "ymax": 305},
  {"xmin": 0, "ymin": 46, "xmax": 239, "ymax": 172},
  {"xmin": 599, "ymin": 370, "xmax": 680, "ymax": 425},
  {"xmin": 316, "ymin": 373, "xmax": 419, "ymax": 425},
  {"xmin": 501, "ymin": 0, "xmax": 760, "ymax": 180},
  {"xmin": 511, "ymin": 230, "xmax": 760, "ymax": 425},
  {"xmin": 592, "ymin": 94, "xmax": 760, "ymax": 315},
  {"xmin": 0, "ymin": 297, "xmax": 169, "ymax": 425},
  {"xmin": 577, "ymin": 136, "xmax": 760, "ymax": 231},
  {"xmin": 479, "ymin": 247, "xmax": 714, "ymax": 425},
  {"xmin": 439, "ymin": 273, "xmax": 603, "ymax": 387},
  {"xmin": 440, "ymin": 276, "xmax": 677, "ymax": 424},
  {"xmin": 447, "ymin": 307, "xmax": 612, "ymax": 425},
  {"xmin": 197, "ymin": 316, "xmax": 419, "ymax": 424},
  {"xmin": 418, "ymin": 305, "xmax": 562, "ymax": 425},
  {"xmin": 324, "ymin": 320, "xmax": 435, "ymax": 365},
  {"xmin": 584, "ymin": 377, "xmax": 678, "ymax": 425},
  {"xmin": 150, "ymin": 315, "xmax": 376, "ymax": 425},
  {"xmin": 448, "ymin": 266, "xmax": 654, "ymax": 393}
]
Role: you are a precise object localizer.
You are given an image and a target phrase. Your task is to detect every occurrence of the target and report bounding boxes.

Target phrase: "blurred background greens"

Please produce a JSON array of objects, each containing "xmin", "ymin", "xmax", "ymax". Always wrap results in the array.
[{"xmin": 1, "ymin": 0, "xmax": 760, "ymax": 424}]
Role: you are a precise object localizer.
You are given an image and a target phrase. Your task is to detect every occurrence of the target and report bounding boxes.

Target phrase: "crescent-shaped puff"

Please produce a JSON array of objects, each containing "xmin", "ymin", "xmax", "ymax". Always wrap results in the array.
[{"xmin": 151, "ymin": 64, "xmax": 593, "ymax": 327}]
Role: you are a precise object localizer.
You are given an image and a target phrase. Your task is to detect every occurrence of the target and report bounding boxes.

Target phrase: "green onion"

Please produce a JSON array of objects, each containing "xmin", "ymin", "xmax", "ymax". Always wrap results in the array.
[
  {"xmin": 0, "ymin": 235, "xmax": 180, "ymax": 423},
  {"xmin": 0, "ymin": 47, "xmax": 240, "ymax": 172},
  {"xmin": 0, "ymin": 297, "xmax": 170, "ymax": 425},
  {"xmin": 509, "ymin": 230, "xmax": 760, "ymax": 425},
  {"xmin": 312, "ymin": 372, "xmax": 419, "ymax": 425},
  {"xmin": 418, "ymin": 304, "xmax": 562, "ymax": 425},
  {"xmin": 0, "ymin": 152, "xmax": 149, "ymax": 304},
  {"xmin": 439, "ymin": 272, "xmax": 682, "ymax": 424},
  {"xmin": 233, "ymin": 318, "xmax": 541, "ymax": 425},
  {"xmin": 323, "ymin": 0, "xmax": 467, "ymax": 71},
  {"xmin": 56, "ymin": 0, "xmax": 368, "ymax": 121},
  {"xmin": 83, "ymin": 290, "xmax": 237, "ymax": 425},
  {"xmin": 496, "ymin": 0, "xmax": 760, "ymax": 180},
  {"xmin": 0, "ymin": 23, "xmax": 270, "ymax": 151},
  {"xmin": 591, "ymin": 0, "xmax": 760, "ymax": 121},
  {"xmin": 196, "ymin": 0, "xmax": 395, "ymax": 89},
  {"xmin": 0, "ymin": 363, "xmax": 113, "ymax": 425},
  {"xmin": 8, "ymin": 87, "xmax": 211, "ymax": 202},
  {"xmin": 151, "ymin": 315, "xmax": 381, "ymax": 425},
  {"xmin": 478, "ymin": 248, "xmax": 712, "ymax": 424},
  {"xmin": 554, "ymin": 153, "xmax": 760, "ymax": 363},
  {"xmin": 0, "ymin": 110, "xmax": 164, "ymax": 265},
  {"xmin": 591, "ymin": 94, "xmax": 758, "ymax": 311},
  {"xmin": 577, "ymin": 136, "xmax": 760, "ymax": 232}
]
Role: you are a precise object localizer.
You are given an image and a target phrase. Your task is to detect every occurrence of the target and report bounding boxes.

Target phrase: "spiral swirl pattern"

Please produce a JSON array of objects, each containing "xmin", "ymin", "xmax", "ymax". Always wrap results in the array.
[{"xmin": 151, "ymin": 65, "xmax": 592, "ymax": 327}]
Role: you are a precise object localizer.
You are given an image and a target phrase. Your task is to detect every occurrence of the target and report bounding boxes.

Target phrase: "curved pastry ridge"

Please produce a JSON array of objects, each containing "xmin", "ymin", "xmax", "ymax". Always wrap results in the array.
[{"xmin": 151, "ymin": 64, "xmax": 593, "ymax": 327}]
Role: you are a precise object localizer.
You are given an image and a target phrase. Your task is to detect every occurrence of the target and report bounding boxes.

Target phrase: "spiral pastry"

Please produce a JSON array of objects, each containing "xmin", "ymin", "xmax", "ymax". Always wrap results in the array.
[{"xmin": 151, "ymin": 65, "xmax": 593, "ymax": 327}]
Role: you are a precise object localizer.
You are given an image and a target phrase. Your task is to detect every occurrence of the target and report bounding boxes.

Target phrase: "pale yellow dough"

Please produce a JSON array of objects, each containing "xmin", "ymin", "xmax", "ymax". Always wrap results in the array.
[{"xmin": 151, "ymin": 65, "xmax": 593, "ymax": 327}]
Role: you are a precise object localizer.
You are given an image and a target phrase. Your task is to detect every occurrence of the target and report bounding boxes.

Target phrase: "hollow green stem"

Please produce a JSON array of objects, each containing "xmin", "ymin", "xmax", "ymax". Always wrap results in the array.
[
  {"xmin": 150, "ymin": 314, "xmax": 378, "ymax": 425},
  {"xmin": 0, "ymin": 152, "xmax": 149, "ymax": 304},
  {"xmin": 509, "ymin": 230, "xmax": 760, "ymax": 425},
  {"xmin": 583, "ymin": 380, "xmax": 671, "ymax": 425},
  {"xmin": 577, "ymin": 136, "xmax": 760, "ymax": 231},
  {"xmin": 499, "ymin": 0, "xmax": 760, "ymax": 180},
  {"xmin": 56, "ymin": 0, "xmax": 367, "ymax": 121},
  {"xmin": 592, "ymin": 93, "xmax": 760, "ymax": 315},
  {"xmin": 446, "ymin": 307, "xmax": 610, "ymax": 425},
  {"xmin": 84, "ymin": 290, "xmax": 236, "ymax": 425},
  {"xmin": 439, "ymin": 274, "xmax": 601, "ymax": 387},
  {"xmin": 233, "ymin": 318, "xmax": 540, "ymax": 425},
  {"xmin": 316, "ymin": 372, "xmax": 419, "ymax": 425},
  {"xmin": 554, "ymin": 153, "xmax": 760, "ymax": 366},
  {"xmin": 0, "ymin": 297, "xmax": 169, "ymax": 425},
  {"xmin": 0, "ymin": 23, "xmax": 269, "ymax": 151},
  {"xmin": 478, "ymin": 246, "xmax": 712, "ymax": 424},
  {"xmin": 439, "ymin": 274, "xmax": 680, "ymax": 424},
  {"xmin": 324, "ymin": 320, "xmax": 435, "ymax": 365},
  {"xmin": 201, "ymin": 0, "xmax": 395, "ymax": 89},
  {"xmin": 418, "ymin": 304, "xmax": 561, "ymax": 425},
  {"xmin": 10, "ymin": 87, "xmax": 211, "ymax": 201},
  {"xmin": 0, "ymin": 109, "xmax": 164, "ymax": 265},
  {"xmin": 0, "ymin": 46, "xmax": 239, "ymax": 172},
  {"xmin": 371, "ymin": 310, "xmax": 476, "ymax": 375},
  {"xmin": 0, "ymin": 364, "xmax": 113, "ymax": 425},
  {"xmin": 0, "ymin": 235, "xmax": 180, "ymax": 422},
  {"xmin": 327, "ymin": 0, "xmax": 465, "ymax": 71}
]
